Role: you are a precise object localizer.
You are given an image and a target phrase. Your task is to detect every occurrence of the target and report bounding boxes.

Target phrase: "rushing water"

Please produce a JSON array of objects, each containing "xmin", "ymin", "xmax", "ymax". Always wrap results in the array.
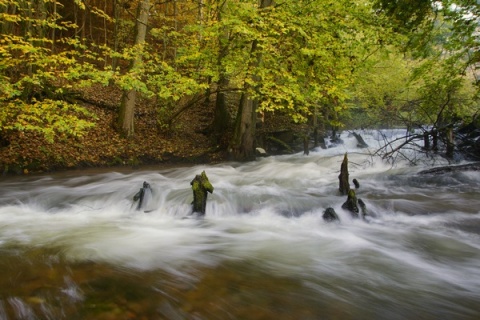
[{"xmin": 1, "ymin": 130, "xmax": 479, "ymax": 319}]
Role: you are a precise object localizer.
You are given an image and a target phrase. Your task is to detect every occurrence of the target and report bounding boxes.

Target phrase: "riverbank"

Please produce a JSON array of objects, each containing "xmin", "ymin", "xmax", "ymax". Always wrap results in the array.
[
  {"xmin": 0, "ymin": 86, "xmax": 311, "ymax": 175},
  {"xmin": 2, "ymin": 85, "xmax": 478, "ymax": 175},
  {"xmin": 0, "ymin": 95, "xmax": 226, "ymax": 175}
]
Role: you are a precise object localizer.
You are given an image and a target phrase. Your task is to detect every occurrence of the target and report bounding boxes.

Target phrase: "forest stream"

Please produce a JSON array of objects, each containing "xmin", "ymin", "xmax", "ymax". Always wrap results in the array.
[{"xmin": 0, "ymin": 130, "xmax": 479, "ymax": 320}]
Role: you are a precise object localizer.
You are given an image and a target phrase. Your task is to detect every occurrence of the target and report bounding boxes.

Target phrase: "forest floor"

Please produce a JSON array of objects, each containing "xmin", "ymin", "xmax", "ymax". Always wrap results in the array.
[{"xmin": 0, "ymin": 85, "xmax": 303, "ymax": 175}]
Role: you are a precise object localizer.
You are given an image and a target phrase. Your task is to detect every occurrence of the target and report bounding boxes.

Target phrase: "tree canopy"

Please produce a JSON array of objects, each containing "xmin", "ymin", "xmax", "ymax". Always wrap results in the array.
[{"xmin": 0, "ymin": 0, "xmax": 478, "ymax": 167}]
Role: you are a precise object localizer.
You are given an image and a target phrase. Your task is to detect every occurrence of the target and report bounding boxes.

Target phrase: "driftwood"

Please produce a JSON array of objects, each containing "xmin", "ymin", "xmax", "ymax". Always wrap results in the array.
[
  {"xmin": 352, "ymin": 132, "xmax": 368, "ymax": 148},
  {"xmin": 190, "ymin": 171, "xmax": 214, "ymax": 215},
  {"xmin": 418, "ymin": 162, "xmax": 480, "ymax": 175}
]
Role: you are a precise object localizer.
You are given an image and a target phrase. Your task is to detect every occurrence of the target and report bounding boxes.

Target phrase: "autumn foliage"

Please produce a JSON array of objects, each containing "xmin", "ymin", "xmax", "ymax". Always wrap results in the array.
[{"xmin": 1, "ymin": 0, "xmax": 478, "ymax": 173}]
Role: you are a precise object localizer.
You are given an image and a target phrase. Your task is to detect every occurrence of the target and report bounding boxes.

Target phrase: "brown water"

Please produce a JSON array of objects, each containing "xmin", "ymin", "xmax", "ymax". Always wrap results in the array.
[{"xmin": 1, "ymin": 130, "xmax": 480, "ymax": 319}]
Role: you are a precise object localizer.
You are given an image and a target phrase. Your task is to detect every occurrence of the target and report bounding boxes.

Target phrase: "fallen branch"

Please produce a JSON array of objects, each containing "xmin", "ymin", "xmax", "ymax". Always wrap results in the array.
[{"xmin": 418, "ymin": 162, "xmax": 480, "ymax": 174}]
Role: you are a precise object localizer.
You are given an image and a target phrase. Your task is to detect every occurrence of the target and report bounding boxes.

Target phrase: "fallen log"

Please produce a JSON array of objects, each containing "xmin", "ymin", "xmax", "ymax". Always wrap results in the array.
[
  {"xmin": 418, "ymin": 162, "xmax": 480, "ymax": 175},
  {"xmin": 352, "ymin": 132, "xmax": 369, "ymax": 148}
]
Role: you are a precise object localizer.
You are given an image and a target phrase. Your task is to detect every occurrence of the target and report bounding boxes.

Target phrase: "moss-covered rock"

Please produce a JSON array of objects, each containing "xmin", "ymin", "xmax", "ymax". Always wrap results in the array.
[{"xmin": 342, "ymin": 189, "xmax": 359, "ymax": 218}]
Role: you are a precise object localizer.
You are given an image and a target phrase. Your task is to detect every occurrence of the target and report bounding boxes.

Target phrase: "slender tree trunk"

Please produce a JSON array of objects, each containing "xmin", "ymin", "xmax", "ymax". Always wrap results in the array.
[
  {"xmin": 446, "ymin": 126, "xmax": 454, "ymax": 159},
  {"xmin": 432, "ymin": 129, "xmax": 439, "ymax": 151},
  {"xmin": 51, "ymin": 0, "xmax": 57, "ymax": 52},
  {"xmin": 112, "ymin": 0, "xmax": 119, "ymax": 71},
  {"xmin": 423, "ymin": 131, "xmax": 430, "ymax": 150},
  {"xmin": 173, "ymin": 0, "xmax": 178, "ymax": 64},
  {"xmin": 230, "ymin": 0, "xmax": 273, "ymax": 161},
  {"xmin": 117, "ymin": 0, "xmax": 151, "ymax": 137},
  {"xmin": 21, "ymin": 1, "xmax": 34, "ymax": 100},
  {"xmin": 313, "ymin": 105, "xmax": 319, "ymax": 148}
]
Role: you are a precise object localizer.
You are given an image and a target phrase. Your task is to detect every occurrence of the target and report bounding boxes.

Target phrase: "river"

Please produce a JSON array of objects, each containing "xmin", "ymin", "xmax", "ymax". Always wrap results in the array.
[{"xmin": 0, "ymin": 130, "xmax": 479, "ymax": 319}]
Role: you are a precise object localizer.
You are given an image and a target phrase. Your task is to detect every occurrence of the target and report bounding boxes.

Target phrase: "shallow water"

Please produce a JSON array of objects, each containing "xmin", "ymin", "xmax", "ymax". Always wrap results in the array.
[{"xmin": 1, "ymin": 130, "xmax": 479, "ymax": 319}]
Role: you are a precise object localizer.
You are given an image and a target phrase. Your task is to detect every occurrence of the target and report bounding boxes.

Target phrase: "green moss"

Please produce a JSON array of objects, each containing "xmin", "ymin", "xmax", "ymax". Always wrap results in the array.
[{"xmin": 191, "ymin": 171, "xmax": 214, "ymax": 215}]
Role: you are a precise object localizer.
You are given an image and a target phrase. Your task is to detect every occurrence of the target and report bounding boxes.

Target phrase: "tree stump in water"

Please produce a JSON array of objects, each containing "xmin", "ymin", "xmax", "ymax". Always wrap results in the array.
[
  {"xmin": 338, "ymin": 153, "xmax": 350, "ymax": 195},
  {"xmin": 191, "ymin": 171, "xmax": 214, "ymax": 216},
  {"xmin": 352, "ymin": 132, "xmax": 368, "ymax": 148},
  {"xmin": 133, "ymin": 181, "xmax": 152, "ymax": 211},
  {"xmin": 352, "ymin": 178, "xmax": 360, "ymax": 189},
  {"xmin": 342, "ymin": 189, "xmax": 359, "ymax": 218}
]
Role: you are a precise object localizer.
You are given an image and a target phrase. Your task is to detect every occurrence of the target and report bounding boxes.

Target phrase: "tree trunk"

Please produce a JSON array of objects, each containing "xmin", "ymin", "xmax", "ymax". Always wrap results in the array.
[
  {"xmin": 112, "ymin": 0, "xmax": 119, "ymax": 71},
  {"xmin": 313, "ymin": 106, "xmax": 318, "ymax": 148},
  {"xmin": 230, "ymin": 0, "xmax": 274, "ymax": 161},
  {"xmin": 117, "ymin": 0, "xmax": 151, "ymax": 137},
  {"xmin": 51, "ymin": 0, "xmax": 57, "ymax": 52},
  {"xmin": 446, "ymin": 126, "xmax": 454, "ymax": 159},
  {"xmin": 423, "ymin": 131, "xmax": 430, "ymax": 150},
  {"xmin": 432, "ymin": 129, "xmax": 439, "ymax": 151},
  {"xmin": 213, "ymin": 76, "xmax": 231, "ymax": 135},
  {"xmin": 231, "ymin": 93, "xmax": 258, "ymax": 161},
  {"xmin": 212, "ymin": 1, "xmax": 231, "ymax": 137}
]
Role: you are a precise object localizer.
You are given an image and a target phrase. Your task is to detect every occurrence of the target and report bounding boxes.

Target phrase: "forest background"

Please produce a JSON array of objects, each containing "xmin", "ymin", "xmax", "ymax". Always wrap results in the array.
[{"xmin": 0, "ymin": 0, "xmax": 479, "ymax": 174}]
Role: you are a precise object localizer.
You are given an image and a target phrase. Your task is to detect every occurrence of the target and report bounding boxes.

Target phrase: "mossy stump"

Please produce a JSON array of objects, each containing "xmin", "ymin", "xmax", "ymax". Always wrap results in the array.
[
  {"xmin": 342, "ymin": 189, "xmax": 359, "ymax": 218},
  {"xmin": 190, "ymin": 171, "xmax": 214, "ymax": 216}
]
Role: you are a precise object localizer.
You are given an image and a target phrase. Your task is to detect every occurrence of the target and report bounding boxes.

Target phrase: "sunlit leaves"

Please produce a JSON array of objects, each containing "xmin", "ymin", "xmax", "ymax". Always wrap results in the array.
[
  {"xmin": 0, "ymin": 99, "xmax": 97, "ymax": 143},
  {"xmin": 0, "ymin": 0, "xmax": 102, "ymax": 142}
]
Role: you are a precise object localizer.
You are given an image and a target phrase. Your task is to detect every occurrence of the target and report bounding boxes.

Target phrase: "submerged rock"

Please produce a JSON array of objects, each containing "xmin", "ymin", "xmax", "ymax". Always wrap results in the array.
[
  {"xmin": 338, "ymin": 153, "xmax": 350, "ymax": 196},
  {"xmin": 358, "ymin": 199, "xmax": 368, "ymax": 219},
  {"xmin": 191, "ymin": 171, "xmax": 214, "ymax": 216},
  {"xmin": 352, "ymin": 178, "xmax": 360, "ymax": 189},
  {"xmin": 323, "ymin": 207, "xmax": 340, "ymax": 222}
]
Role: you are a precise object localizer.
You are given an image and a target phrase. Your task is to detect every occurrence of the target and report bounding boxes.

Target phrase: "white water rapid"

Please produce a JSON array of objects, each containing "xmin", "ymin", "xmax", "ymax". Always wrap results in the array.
[{"xmin": 0, "ymin": 130, "xmax": 479, "ymax": 319}]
